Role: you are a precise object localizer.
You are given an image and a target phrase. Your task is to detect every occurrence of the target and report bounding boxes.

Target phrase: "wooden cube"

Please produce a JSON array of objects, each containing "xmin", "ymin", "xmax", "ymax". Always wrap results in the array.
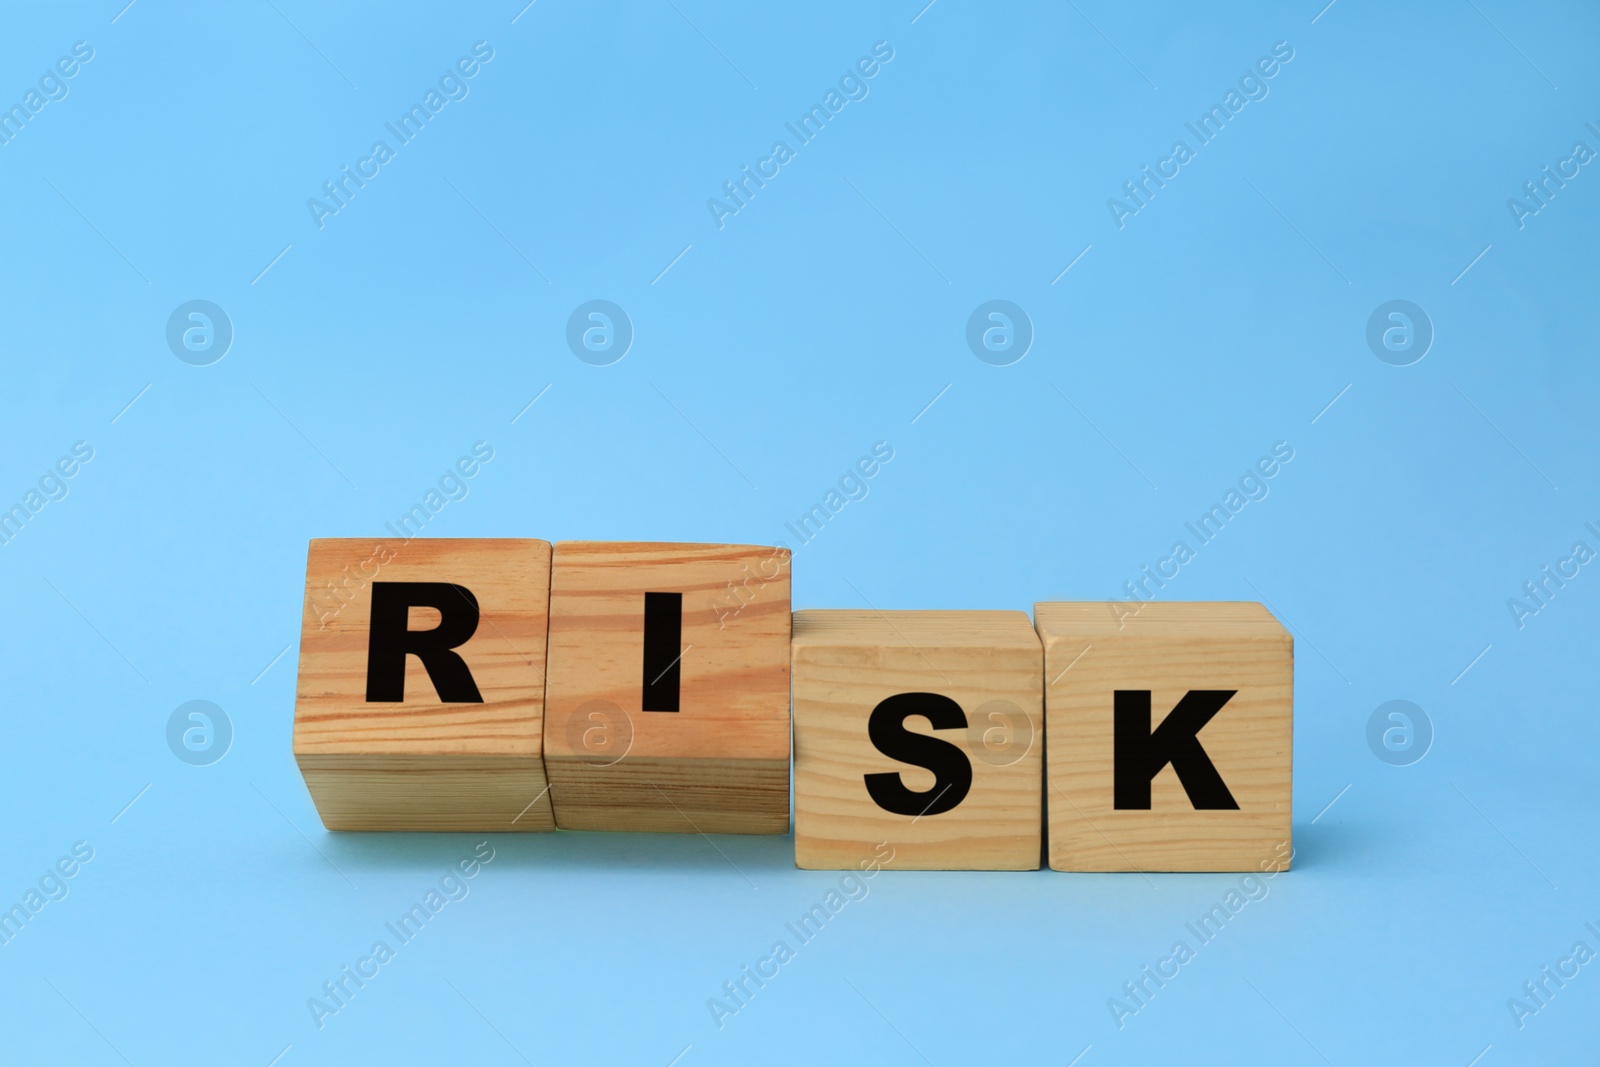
[
  {"xmin": 542, "ymin": 542, "xmax": 791, "ymax": 834},
  {"xmin": 791, "ymin": 610, "xmax": 1043, "ymax": 870},
  {"xmin": 1036, "ymin": 601, "xmax": 1292, "ymax": 872},
  {"xmin": 293, "ymin": 538, "xmax": 555, "ymax": 832}
]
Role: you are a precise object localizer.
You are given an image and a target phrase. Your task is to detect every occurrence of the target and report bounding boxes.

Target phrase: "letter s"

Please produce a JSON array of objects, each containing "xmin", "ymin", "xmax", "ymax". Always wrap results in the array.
[{"xmin": 863, "ymin": 693, "xmax": 972, "ymax": 817}]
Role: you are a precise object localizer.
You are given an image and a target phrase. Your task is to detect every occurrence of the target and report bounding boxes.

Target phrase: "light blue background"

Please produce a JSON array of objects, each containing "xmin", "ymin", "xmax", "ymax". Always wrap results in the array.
[{"xmin": 2, "ymin": 1, "xmax": 1597, "ymax": 1063}]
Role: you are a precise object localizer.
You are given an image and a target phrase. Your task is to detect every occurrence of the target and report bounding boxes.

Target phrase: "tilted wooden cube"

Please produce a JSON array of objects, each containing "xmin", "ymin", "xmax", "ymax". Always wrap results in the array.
[
  {"xmin": 542, "ymin": 541, "xmax": 791, "ymax": 834},
  {"xmin": 792, "ymin": 610, "xmax": 1043, "ymax": 870},
  {"xmin": 1036, "ymin": 601, "xmax": 1293, "ymax": 872},
  {"xmin": 292, "ymin": 538, "xmax": 556, "ymax": 832}
]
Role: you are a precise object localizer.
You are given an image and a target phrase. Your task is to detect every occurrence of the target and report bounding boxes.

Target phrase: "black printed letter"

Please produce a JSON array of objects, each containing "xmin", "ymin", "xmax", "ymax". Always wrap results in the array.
[
  {"xmin": 642, "ymin": 591, "xmax": 683, "ymax": 712},
  {"xmin": 1113, "ymin": 690, "xmax": 1238, "ymax": 809},
  {"xmin": 864, "ymin": 693, "xmax": 972, "ymax": 817},
  {"xmin": 364, "ymin": 582, "xmax": 483, "ymax": 703}
]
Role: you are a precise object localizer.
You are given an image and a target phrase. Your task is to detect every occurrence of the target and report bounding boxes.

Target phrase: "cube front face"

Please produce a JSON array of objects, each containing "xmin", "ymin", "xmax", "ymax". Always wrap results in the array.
[
  {"xmin": 292, "ymin": 538, "xmax": 555, "ymax": 832},
  {"xmin": 542, "ymin": 542, "xmax": 791, "ymax": 834},
  {"xmin": 1037, "ymin": 602, "xmax": 1293, "ymax": 873},
  {"xmin": 792, "ymin": 610, "xmax": 1043, "ymax": 871}
]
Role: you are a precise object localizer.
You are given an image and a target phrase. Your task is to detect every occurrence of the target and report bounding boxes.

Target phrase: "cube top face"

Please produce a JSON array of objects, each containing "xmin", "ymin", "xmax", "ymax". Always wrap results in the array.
[
  {"xmin": 792, "ymin": 609, "xmax": 1043, "ymax": 871},
  {"xmin": 1036, "ymin": 601, "xmax": 1292, "ymax": 873},
  {"xmin": 293, "ymin": 538, "xmax": 553, "ymax": 760},
  {"xmin": 793, "ymin": 609, "xmax": 1045, "ymax": 654},
  {"xmin": 1034, "ymin": 600, "xmax": 1287, "ymax": 640},
  {"xmin": 541, "ymin": 542, "xmax": 791, "ymax": 833}
]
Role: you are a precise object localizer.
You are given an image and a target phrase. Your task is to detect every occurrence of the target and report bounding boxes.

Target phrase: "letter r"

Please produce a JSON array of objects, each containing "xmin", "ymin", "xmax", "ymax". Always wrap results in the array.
[{"xmin": 365, "ymin": 582, "xmax": 484, "ymax": 702}]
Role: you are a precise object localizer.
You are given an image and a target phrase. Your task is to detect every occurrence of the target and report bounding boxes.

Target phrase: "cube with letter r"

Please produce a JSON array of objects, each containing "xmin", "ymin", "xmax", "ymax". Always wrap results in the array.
[{"xmin": 292, "ymin": 538, "xmax": 555, "ymax": 832}]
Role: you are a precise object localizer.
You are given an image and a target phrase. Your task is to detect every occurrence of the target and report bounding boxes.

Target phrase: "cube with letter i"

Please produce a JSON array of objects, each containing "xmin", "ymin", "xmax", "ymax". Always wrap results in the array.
[
  {"xmin": 542, "ymin": 542, "xmax": 792, "ymax": 834},
  {"xmin": 1036, "ymin": 601, "xmax": 1293, "ymax": 873},
  {"xmin": 791, "ymin": 609, "xmax": 1043, "ymax": 870}
]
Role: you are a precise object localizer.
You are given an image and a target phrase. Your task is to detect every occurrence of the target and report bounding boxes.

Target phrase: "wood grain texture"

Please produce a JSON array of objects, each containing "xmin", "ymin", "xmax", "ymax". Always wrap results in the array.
[
  {"xmin": 542, "ymin": 541, "xmax": 791, "ymax": 833},
  {"xmin": 292, "ymin": 538, "xmax": 555, "ymax": 832},
  {"xmin": 1036, "ymin": 601, "xmax": 1292, "ymax": 873},
  {"xmin": 792, "ymin": 610, "xmax": 1042, "ymax": 870}
]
